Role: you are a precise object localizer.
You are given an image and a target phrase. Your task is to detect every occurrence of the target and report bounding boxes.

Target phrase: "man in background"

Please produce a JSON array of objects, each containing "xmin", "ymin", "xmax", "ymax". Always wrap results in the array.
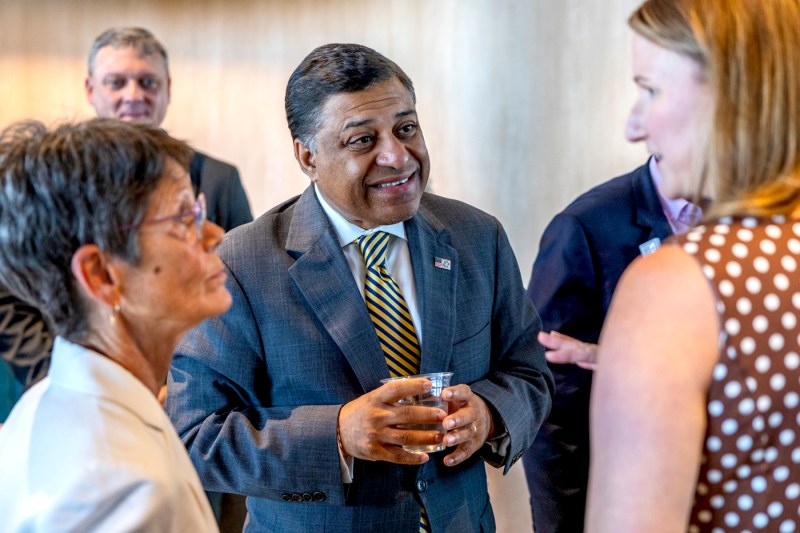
[
  {"xmin": 85, "ymin": 27, "xmax": 253, "ymax": 231},
  {"xmin": 522, "ymin": 107, "xmax": 703, "ymax": 531}
]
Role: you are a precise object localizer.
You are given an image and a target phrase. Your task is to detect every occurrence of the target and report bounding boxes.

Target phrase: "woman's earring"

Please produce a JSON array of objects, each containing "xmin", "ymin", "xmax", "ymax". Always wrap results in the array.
[{"xmin": 110, "ymin": 301, "xmax": 121, "ymax": 326}]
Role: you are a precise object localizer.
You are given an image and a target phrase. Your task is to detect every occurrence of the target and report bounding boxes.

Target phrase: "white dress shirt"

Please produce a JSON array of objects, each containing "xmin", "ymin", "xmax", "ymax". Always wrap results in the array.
[
  {"xmin": 0, "ymin": 337, "xmax": 218, "ymax": 532},
  {"xmin": 314, "ymin": 185, "xmax": 423, "ymax": 340}
]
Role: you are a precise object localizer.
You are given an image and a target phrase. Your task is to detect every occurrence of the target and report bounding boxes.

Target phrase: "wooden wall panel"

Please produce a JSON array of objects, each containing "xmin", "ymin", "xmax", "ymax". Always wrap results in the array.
[{"xmin": 0, "ymin": 1, "xmax": 646, "ymax": 531}]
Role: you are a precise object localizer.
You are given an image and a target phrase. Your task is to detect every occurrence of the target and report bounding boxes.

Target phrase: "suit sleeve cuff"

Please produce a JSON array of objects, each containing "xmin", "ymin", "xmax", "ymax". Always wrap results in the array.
[
  {"xmin": 337, "ymin": 408, "xmax": 354, "ymax": 483},
  {"xmin": 481, "ymin": 424, "xmax": 510, "ymax": 468},
  {"xmin": 338, "ymin": 447, "xmax": 354, "ymax": 484}
]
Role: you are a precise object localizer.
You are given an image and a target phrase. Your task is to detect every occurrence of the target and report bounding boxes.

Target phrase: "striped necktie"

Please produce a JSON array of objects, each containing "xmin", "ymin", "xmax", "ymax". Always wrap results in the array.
[
  {"xmin": 356, "ymin": 231, "xmax": 431, "ymax": 533},
  {"xmin": 357, "ymin": 231, "xmax": 421, "ymax": 377}
]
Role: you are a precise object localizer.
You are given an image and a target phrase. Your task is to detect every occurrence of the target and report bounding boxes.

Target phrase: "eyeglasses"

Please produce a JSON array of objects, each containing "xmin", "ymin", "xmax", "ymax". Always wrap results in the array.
[{"xmin": 122, "ymin": 193, "xmax": 207, "ymax": 241}]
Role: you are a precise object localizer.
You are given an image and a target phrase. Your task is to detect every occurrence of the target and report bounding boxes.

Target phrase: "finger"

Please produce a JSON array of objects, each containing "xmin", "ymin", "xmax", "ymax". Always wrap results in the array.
[
  {"xmin": 543, "ymin": 330, "xmax": 592, "ymax": 356},
  {"xmin": 443, "ymin": 423, "xmax": 481, "ymax": 467},
  {"xmin": 381, "ymin": 426, "xmax": 445, "ymax": 449},
  {"xmin": 443, "ymin": 420, "xmax": 477, "ymax": 448},
  {"xmin": 381, "ymin": 446, "xmax": 432, "ymax": 465},
  {"xmin": 442, "ymin": 407, "xmax": 475, "ymax": 433},
  {"xmin": 538, "ymin": 330, "xmax": 562, "ymax": 350},
  {"xmin": 577, "ymin": 361, "xmax": 598, "ymax": 371},
  {"xmin": 545, "ymin": 341, "xmax": 598, "ymax": 366},
  {"xmin": 361, "ymin": 442, "xmax": 432, "ymax": 464},
  {"xmin": 549, "ymin": 330, "xmax": 570, "ymax": 341},
  {"xmin": 443, "ymin": 444, "xmax": 475, "ymax": 467},
  {"xmin": 544, "ymin": 349, "xmax": 578, "ymax": 364},
  {"xmin": 388, "ymin": 403, "xmax": 447, "ymax": 427},
  {"xmin": 441, "ymin": 383, "xmax": 471, "ymax": 402},
  {"xmin": 377, "ymin": 377, "xmax": 432, "ymax": 403}
]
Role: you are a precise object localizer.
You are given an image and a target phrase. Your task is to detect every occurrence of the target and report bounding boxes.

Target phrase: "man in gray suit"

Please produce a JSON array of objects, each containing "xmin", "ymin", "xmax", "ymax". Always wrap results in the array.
[
  {"xmin": 168, "ymin": 43, "xmax": 553, "ymax": 532},
  {"xmin": 85, "ymin": 27, "xmax": 253, "ymax": 231}
]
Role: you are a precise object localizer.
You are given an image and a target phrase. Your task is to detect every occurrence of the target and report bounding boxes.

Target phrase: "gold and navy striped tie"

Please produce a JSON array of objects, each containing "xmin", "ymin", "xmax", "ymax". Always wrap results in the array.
[
  {"xmin": 357, "ymin": 231, "xmax": 421, "ymax": 378},
  {"xmin": 356, "ymin": 231, "xmax": 431, "ymax": 533}
]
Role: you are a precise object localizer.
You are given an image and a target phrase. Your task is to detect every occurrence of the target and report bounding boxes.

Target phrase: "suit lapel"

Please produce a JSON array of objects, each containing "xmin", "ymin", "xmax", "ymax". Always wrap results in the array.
[
  {"xmin": 406, "ymin": 200, "xmax": 457, "ymax": 375},
  {"xmin": 286, "ymin": 187, "xmax": 388, "ymax": 393},
  {"xmin": 632, "ymin": 161, "xmax": 673, "ymax": 241}
]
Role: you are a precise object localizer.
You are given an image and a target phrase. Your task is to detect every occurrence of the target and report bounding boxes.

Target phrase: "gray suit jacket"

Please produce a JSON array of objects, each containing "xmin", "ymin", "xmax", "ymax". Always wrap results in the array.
[{"xmin": 168, "ymin": 186, "xmax": 553, "ymax": 532}]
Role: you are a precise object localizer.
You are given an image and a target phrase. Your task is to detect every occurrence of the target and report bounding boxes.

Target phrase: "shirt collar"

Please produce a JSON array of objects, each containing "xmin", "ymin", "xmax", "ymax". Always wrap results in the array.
[
  {"xmin": 47, "ymin": 337, "xmax": 169, "ymax": 432},
  {"xmin": 314, "ymin": 184, "xmax": 407, "ymax": 247},
  {"xmin": 649, "ymin": 157, "xmax": 703, "ymax": 234}
]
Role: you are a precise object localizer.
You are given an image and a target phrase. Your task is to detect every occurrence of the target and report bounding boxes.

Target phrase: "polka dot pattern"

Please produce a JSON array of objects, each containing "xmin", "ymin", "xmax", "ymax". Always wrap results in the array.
[{"xmin": 677, "ymin": 216, "xmax": 800, "ymax": 532}]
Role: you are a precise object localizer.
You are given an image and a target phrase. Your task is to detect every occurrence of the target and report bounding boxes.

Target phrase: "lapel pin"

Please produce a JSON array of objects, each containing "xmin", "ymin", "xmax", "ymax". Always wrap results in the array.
[{"xmin": 434, "ymin": 257, "xmax": 452, "ymax": 270}]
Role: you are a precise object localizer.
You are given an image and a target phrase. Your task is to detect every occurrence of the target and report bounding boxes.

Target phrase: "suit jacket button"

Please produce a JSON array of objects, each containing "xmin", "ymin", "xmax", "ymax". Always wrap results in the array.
[
  {"xmin": 292, "ymin": 493, "xmax": 303, "ymax": 502},
  {"xmin": 416, "ymin": 479, "xmax": 428, "ymax": 493},
  {"xmin": 313, "ymin": 491, "xmax": 326, "ymax": 502},
  {"xmin": 302, "ymin": 492, "xmax": 313, "ymax": 502},
  {"xmin": 281, "ymin": 493, "xmax": 292, "ymax": 502}
]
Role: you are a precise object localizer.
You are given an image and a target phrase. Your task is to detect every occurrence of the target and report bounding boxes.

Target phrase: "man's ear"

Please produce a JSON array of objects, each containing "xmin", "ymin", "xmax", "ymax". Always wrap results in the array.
[
  {"xmin": 70, "ymin": 244, "xmax": 121, "ymax": 308},
  {"xmin": 84, "ymin": 76, "xmax": 94, "ymax": 104},
  {"xmin": 166, "ymin": 76, "xmax": 172, "ymax": 103},
  {"xmin": 293, "ymin": 139, "xmax": 317, "ymax": 182}
]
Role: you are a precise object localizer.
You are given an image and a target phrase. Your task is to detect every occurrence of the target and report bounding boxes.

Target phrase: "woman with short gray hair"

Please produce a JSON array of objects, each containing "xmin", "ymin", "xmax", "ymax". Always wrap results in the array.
[{"xmin": 0, "ymin": 118, "xmax": 229, "ymax": 531}]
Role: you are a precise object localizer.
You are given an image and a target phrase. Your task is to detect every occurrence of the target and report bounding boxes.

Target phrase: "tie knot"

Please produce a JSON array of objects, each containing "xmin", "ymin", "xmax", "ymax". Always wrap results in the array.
[{"xmin": 357, "ymin": 231, "xmax": 390, "ymax": 268}]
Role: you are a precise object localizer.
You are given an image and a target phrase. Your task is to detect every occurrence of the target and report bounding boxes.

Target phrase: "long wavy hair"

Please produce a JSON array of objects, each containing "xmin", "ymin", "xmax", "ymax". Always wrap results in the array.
[{"xmin": 630, "ymin": 0, "xmax": 800, "ymax": 217}]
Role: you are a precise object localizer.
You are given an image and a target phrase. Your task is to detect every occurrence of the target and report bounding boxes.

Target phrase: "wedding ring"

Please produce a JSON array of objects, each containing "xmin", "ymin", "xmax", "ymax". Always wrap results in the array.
[{"xmin": 470, "ymin": 421, "xmax": 477, "ymax": 434}]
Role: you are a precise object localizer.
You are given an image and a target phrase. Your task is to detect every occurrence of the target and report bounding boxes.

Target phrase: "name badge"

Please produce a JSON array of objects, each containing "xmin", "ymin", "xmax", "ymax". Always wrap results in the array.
[{"xmin": 639, "ymin": 238, "xmax": 661, "ymax": 256}]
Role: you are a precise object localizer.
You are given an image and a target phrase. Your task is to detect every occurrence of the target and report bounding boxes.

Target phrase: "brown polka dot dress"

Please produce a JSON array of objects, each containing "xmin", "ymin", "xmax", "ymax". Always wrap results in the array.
[{"xmin": 674, "ymin": 216, "xmax": 800, "ymax": 532}]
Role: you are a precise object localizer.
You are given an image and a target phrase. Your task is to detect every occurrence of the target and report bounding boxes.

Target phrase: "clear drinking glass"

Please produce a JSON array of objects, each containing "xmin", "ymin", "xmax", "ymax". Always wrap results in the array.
[{"xmin": 380, "ymin": 372, "xmax": 453, "ymax": 453}]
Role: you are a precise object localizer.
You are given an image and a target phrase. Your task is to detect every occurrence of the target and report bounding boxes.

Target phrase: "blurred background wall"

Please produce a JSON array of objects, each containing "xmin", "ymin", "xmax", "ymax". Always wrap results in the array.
[{"xmin": 0, "ymin": 0, "xmax": 645, "ymax": 531}]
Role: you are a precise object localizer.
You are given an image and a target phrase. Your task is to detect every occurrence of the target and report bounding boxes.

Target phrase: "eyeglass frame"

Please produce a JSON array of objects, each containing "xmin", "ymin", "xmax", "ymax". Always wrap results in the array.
[{"xmin": 121, "ymin": 193, "xmax": 207, "ymax": 241}]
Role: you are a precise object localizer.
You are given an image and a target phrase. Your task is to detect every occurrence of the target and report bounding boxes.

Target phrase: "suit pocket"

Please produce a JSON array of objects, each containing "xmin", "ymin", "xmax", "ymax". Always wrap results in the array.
[{"xmin": 451, "ymin": 320, "xmax": 491, "ymax": 382}]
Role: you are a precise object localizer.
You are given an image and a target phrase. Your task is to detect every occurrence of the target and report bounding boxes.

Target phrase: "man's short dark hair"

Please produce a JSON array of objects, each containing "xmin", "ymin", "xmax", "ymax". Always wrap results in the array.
[
  {"xmin": 88, "ymin": 27, "xmax": 169, "ymax": 77},
  {"xmin": 285, "ymin": 43, "xmax": 416, "ymax": 151},
  {"xmin": 0, "ymin": 118, "xmax": 191, "ymax": 340}
]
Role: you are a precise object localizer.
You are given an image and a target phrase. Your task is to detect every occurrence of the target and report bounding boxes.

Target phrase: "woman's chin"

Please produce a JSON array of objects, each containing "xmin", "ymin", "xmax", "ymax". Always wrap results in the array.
[
  {"xmin": 202, "ymin": 290, "xmax": 233, "ymax": 320},
  {"xmin": 179, "ymin": 291, "xmax": 233, "ymax": 332}
]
